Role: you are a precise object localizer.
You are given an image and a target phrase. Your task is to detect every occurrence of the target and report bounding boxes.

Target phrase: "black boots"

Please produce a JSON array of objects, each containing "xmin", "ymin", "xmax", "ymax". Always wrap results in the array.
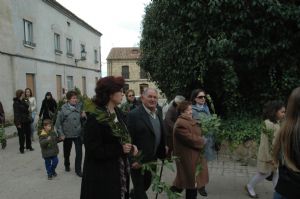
[
  {"xmin": 170, "ymin": 186, "xmax": 183, "ymax": 193},
  {"xmin": 186, "ymin": 189, "xmax": 197, "ymax": 199},
  {"xmin": 198, "ymin": 186, "xmax": 208, "ymax": 197}
]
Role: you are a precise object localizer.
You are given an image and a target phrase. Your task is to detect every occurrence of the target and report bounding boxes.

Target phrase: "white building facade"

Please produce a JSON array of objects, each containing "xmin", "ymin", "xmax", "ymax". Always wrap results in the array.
[{"xmin": 0, "ymin": 0, "xmax": 102, "ymax": 120}]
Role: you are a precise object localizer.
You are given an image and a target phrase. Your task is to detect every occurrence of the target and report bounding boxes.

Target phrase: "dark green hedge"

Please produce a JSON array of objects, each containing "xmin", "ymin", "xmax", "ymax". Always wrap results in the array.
[{"xmin": 139, "ymin": 0, "xmax": 300, "ymax": 116}]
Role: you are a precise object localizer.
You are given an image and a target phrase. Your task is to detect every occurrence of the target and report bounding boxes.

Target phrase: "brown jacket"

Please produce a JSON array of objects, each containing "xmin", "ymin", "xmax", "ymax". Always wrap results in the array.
[{"xmin": 173, "ymin": 115, "xmax": 209, "ymax": 189}]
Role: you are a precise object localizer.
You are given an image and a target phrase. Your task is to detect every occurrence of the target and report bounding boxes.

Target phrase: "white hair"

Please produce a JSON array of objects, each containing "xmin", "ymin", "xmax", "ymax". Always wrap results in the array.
[
  {"xmin": 142, "ymin": 88, "xmax": 158, "ymax": 96},
  {"xmin": 174, "ymin": 95, "xmax": 185, "ymax": 104}
]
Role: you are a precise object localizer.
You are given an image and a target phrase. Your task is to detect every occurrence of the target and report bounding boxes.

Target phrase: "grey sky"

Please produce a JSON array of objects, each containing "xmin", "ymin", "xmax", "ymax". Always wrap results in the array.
[{"xmin": 56, "ymin": 0, "xmax": 151, "ymax": 76}]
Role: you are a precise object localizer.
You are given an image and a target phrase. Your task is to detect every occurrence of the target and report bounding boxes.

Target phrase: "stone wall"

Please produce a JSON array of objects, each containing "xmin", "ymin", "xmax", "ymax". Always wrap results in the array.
[{"xmin": 219, "ymin": 140, "xmax": 258, "ymax": 167}]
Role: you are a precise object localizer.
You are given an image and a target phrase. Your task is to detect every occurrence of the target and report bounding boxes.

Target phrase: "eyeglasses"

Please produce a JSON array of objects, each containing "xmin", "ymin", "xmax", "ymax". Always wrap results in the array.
[
  {"xmin": 127, "ymin": 95, "xmax": 134, "ymax": 97},
  {"xmin": 196, "ymin": 96, "xmax": 205, "ymax": 99}
]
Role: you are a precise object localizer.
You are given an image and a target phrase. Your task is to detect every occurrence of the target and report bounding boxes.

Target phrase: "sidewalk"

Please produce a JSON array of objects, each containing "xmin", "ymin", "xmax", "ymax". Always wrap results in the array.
[
  {"xmin": 0, "ymin": 136, "xmax": 274, "ymax": 199},
  {"xmin": 3, "ymin": 125, "xmax": 18, "ymax": 138},
  {"xmin": 149, "ymin": 154, "xmax": 274, "ymax": 199}
]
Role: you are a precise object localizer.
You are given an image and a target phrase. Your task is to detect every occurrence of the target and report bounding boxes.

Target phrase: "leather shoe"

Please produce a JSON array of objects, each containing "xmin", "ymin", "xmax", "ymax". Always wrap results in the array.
[
  {"xmin": 170, "ymin": 186, "xmax": 183, "ymax": 193},
  {"xmin": 198, "ymin": 187, "xmax": 208, "ymax": 197},
  {"xmin": 52, "ymin": 171, "xmax": 57, "ymax": 177},
  {"xmin": 27, "ymin": 147, "xmax": 34, "ymax": 151}
]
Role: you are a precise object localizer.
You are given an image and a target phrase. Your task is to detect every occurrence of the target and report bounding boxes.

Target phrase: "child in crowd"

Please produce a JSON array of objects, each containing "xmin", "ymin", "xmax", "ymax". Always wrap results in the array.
[
  {"xmin": 246, "ymin": 100, "xmax": 285, "ymax": 198},
  {"xmin": 39, "ymin": 119, "xmax": 59, "ymax": 180}
]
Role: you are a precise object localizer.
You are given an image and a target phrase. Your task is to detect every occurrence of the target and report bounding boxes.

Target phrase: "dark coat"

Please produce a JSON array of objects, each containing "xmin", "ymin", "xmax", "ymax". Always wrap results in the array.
[
  {"xmin": 276, "ymin": 165, "xmax": 300, "ymax": 199},
  {"xmin": 39, "ymin": 99, "xmax": 57, "ymax": 120},
  {"xmin": 80, "ymin": 107, "xmax": 129, "ymax": 199},
  {"xmin": 127, "ymin": 105, "xmax": 166, "ymax": 163},
  {"xmin": 0, "ymin": 101, "xmax": 4, "ymax": 124},
  {"xmin": 13, "ymin": 98, "xmax": 31, "ymax": 126},
  {"xmin": 163, "ymin": 102, "xmax": 178, "ymax": 150},
  {"xmin": 173, "ymin": 115, "xmax": 208, "ymax": 189},
  {"xmin": 39, "ymin": 130, "xmax": 59, "ymax": 158}
]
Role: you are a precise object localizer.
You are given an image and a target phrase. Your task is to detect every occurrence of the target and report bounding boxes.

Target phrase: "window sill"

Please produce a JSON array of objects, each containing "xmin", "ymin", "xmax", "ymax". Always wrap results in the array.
[
  {"xmin": 55, "ymin": 49, "xmax": 63, "ymax": 55},
  {"xmin": 23, "ymin": 41, "xmax": 36, "ymax": 49},
  {"xmin": 67, "ymin": 53, "xmax": 74, "ymax": 58}
]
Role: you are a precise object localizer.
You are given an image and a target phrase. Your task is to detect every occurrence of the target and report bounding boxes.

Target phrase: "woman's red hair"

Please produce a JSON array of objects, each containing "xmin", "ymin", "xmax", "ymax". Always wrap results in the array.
[{"xmin": 94, "ymin": 76, "xmax": 125, "ymax": 107}]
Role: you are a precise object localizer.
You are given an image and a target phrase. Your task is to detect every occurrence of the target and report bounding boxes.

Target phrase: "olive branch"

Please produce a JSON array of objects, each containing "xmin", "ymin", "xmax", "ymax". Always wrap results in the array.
[
  {"xmin": 142, "ymin": 157, "xmax": 182, "ymax": 199},
  {"xmin": 83, "ymin": 98, "xmax": 131, "ymax": 144},
  {"xmin": 195, "ymin": 94, "xmax": 221, "ymax": 179}
]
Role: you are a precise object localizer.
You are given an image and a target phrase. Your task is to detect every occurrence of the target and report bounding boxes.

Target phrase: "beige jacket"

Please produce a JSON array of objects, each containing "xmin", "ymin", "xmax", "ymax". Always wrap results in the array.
[{"xmin": 257, "ymin": 119, "xmax": 280, "ymax": 173}]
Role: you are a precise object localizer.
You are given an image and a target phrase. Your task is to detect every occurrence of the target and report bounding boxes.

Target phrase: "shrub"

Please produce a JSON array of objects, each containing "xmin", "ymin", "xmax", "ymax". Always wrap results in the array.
[{"xmin": 219, "ymin": 113, "xmax": 262, "ymax": 148}]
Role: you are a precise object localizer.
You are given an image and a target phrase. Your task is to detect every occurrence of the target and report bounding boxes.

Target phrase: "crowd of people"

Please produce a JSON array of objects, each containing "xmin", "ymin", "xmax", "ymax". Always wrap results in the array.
[{"xmin": 0, "ymin": 76, "xmax": 299, "ymax": 199}]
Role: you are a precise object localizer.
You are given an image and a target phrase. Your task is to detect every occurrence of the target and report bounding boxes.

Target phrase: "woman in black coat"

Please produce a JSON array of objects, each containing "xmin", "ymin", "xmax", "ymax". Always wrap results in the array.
[
  {"xmin": 13, "ymin": 90, "xmax": 34, "ymax": 153},
  {"xmin": 80, "ymin": 76, "xmax": 138, "ymax": 199},
  {"xmin": 273, "ymin": 87, "xmax": 300, "ymax": 199},
  {"xmin": 39, "ymin": 92, "xmax": 57, "ymax": 121}
]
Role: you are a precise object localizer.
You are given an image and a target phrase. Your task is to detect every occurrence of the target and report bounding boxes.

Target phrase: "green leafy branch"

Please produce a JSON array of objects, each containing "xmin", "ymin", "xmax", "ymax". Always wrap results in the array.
[
  {"xmin": 196, "ymin": 112, "xmax": 221, "ymax": 178},
  {"xmin": 206, "ymin": 94, "xmax": 216, "ymax": 114},
  {"xmin": 199, "ymin": 114, "xmax": 221, "ymax": 137},
  {"xmin": 141, "ymin": 157, "xmax": 182, "ymax": 199},
  {"xmin": 83, "ymin": 98, "xmax": 131, "ymax": 144}
]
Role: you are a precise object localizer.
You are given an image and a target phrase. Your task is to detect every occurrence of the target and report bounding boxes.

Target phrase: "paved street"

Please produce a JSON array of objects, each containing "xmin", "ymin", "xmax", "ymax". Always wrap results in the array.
[{"xmin": 0, "ymin": 136, "xmax": 274, "ymax": 199}]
